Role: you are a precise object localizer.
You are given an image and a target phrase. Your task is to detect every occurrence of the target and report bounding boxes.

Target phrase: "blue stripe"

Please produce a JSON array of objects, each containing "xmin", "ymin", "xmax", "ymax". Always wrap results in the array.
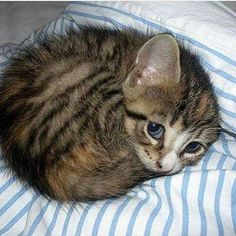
[
  {"xmin": 0, "ymin": 165, "xmax": 7, "ymax": 174},
  {"xmin": 233, "ymin": 162, "xmax": 236, "ymax": 171},
  {"xmin": 209, "ymin": 146, "xmax": 236, "ymax": 161},
  {"xmin": 0, "ymin": 60, "xmax": 9, "ymax": 68},
  {"xmin": 18, "ymin": 31, "xmax": 35, "ymax": 49},
  {"xmin": 126, "ymin": 185, "xmax": 150, "ymax": 236},
  {"xmin": 220, "ymin": 149, "xmax": 235, "ymax": 165},
  {"xmin": 39, "ymin": 27, "xmax": 48, "ymax": 42},
  {"xmin": 62, "ymin": 10, "xmax": 125, "ymax": 29},
  {"xmin": 214, "ymin": 171, "xmax": 225, "ymax": 235},
  {"xmin": 224, "ymin": 121, "xmax": 236, "ymax": 136},
  {"xmin": 213, "ymin": 84, "xmax": 236, "ymax": 102},
  {"xmin": 221, "ymin": 121, "xmax": 236, "ymax": 138},
  {"xmin": 44, "ymin": 21, "xmax": 51, "ymax": 35},
  {"xmin": 38, "ymin": 26, "xmax": 46, "ymax": 41},
  {"xmin": 26, "ymin": 200, "xmax": 51, "ymax": 236},
  {"xmin": 0, "ymin": 194, "xmax": 40, "ymax": 235},
  {"xmin": 0, "ymin": 44, "xmax": 12, "ymax": 56},
  {"xmin": 60, "ymin": 18, "xmax": 65, "ymax": 35},
  {"xmin": 201, "ymin": 150, "xmax": 215, "ymax": 169},
  {"xmin": 0, "ymin": 176, "xmax": 17, "ymax": 194},
  {"xmin": 220, "ymin": 105, "xmax": 236, "ymax": 119},
  {"xmin": 40, "ymin": 18, "xmax": 58, "ymax": 39},
  {"xmin": 45, "ymin": 203, "xmax": 62, "ymax": 236},
  {"xmin": 214, "ymin": 122, "xmax": 236, "ymax": 143},
  {"xmin": 52, "ymin": 18, "xmax": 58, "ymax": 34},
  {"xmin": 214, "ymin": 156, "xmax": 227, "ymax": 236},
  {"xmin": 0, "ymin": 186, "xmax": 28, "ymax": 217},
  {"xmin": 198, "ymin": 172, "xmax": 208, "ymax": 236},
  {"xmin": 75, "ymin": 204, "xmax": 93, "ymax": 235},
  {"xmin": 232, "ymin": 180, "xmax": 236, "ymax": 234},
  {"xmin": 181, "ymin": 167, "xmax": 191, "ymax": 235},
  {"xmin": 92, "ymin": 199, "xmax": 114, "ymax": 236},
  {"xmin": 218, "ymin": 133, "xmax": 236, "ymax": 142},
  {"xmin": 144, "ymin": 179, "xmax": 162, "ymax": 236},
  {"xmin": 70, "ymin": 20, "xmax": 74, "ymax": 30},
  {"xmin": 108, "ymin": 193, "xmax": 138, "ymax": 236},
  {"xmin": 62, "ymin": 204, "xmax": 75, "ymax": 236},
  {"xmin": 5, "ymin": 50, "xmax": 14, "ymax": 59},
  {"xmin": 200, "ymin": 57, "xmax": 236, "ymax": 84},
  {"xmin": 221, "ymin": 134, "xmax": 234, "ymax": 158},
  {"xmin": 0, "ymin": 42, "xmax": 17, "ymax": 47},
  {"xmin": 198, "ymin": 151, "xmax": 213, "ymax": 236},
  {"xmin": 43, "ymin": 20, "xmax": 52, "ymax": 35},
  {"xmin": 0, "ymin": 43, "xmax": 17, "ymax": 53},
  {"xmin": 162, "ymin": 176, "xmax": 174, "ymax": 235},
  {"xmin": 70, "ymin": 1, "xmax": 236, "ymax": 66}
]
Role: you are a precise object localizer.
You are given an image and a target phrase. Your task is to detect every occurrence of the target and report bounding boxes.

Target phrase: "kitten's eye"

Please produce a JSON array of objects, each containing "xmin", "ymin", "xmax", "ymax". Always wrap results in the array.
[
  {"xmin": 147, "ymin": 122, "xmax": 164, "ymax": 139},
  {"xmin": 185, "ymin": 142, "xmax": 201, "ymax": 153}
]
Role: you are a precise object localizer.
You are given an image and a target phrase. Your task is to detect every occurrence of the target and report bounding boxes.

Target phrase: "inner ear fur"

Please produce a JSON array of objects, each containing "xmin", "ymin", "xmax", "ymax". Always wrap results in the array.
[{"xmin": 125, "ymin": 34, "xmax": 181, "ymax": 88}]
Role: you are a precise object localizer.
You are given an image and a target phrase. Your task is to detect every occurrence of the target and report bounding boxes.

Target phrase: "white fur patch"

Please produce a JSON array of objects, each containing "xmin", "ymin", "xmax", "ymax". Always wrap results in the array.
[
  {"xmin": 161, "ymin": 151, "xmax": 178, "ymax": 172},
  {"xmin": 174, "ymin": 130, "xmax": 190, "ymax": 152},
  {"xmin": 159, "ymin": 130, "xmax": 190, "ymax": 173}
]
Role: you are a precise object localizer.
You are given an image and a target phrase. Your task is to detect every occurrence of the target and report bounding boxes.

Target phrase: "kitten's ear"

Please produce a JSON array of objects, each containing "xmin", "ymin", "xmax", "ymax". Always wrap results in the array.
[{"xmin": 127, "ymin": 34, "xmax": 180, "ymax": 87}]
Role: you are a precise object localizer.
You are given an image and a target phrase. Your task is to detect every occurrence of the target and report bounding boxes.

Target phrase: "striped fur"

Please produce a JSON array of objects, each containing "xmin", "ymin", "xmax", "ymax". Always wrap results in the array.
[{"xmin": 0, "ymin": 26, "xmax": 220, "ymax": 202}]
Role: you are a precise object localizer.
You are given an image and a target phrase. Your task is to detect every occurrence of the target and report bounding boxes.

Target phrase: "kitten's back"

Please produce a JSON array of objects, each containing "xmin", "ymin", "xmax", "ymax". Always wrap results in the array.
[{"xmin": 0, "ymin": 27, "xmax": 151, "ymax": 201}]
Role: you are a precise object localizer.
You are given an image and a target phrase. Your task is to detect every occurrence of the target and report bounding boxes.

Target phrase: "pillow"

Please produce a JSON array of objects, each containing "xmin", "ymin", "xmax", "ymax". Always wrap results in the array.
[{"xmin": 0, "ymin": 2, "xmax": 235, "ymax": 235}]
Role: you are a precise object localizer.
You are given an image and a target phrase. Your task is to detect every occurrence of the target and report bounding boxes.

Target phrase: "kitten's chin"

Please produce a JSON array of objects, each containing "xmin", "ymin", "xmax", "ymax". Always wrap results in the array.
[{"xmin": 151, "ymin": 164, "xmax": 182, "ymax": 176}]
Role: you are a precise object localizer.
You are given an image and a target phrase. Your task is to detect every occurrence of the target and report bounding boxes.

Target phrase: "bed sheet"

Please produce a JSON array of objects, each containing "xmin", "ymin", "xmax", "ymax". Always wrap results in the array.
[{"xmin": 0, "ymin": 1, "xmax": 236, "ymax": 236}]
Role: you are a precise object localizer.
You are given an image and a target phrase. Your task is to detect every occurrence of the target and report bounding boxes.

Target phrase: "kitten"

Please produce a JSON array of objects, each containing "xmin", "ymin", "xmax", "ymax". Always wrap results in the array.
[{"xmin": 0, "ymin": 26, "xmax": 220, "ymax": 202}]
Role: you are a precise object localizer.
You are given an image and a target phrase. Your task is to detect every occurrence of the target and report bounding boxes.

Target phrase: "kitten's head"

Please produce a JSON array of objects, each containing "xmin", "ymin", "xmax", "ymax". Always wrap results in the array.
[{"xmin": 123, "ymin": 34, "xmax": 220, "ymax": 175}]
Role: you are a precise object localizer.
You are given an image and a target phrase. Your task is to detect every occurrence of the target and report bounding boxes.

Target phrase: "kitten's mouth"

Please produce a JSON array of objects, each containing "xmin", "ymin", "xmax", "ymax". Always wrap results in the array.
[
  {"xmin": 155, "ymin": 162, "xmax": 183, "ymax": 176},
  {"xmin": 159, "ymin": 168, "xmax": 174, "ymax": 175},
  {"xmin": 161, "ymin": 165, "xmax": 182, "ymax": 175}
]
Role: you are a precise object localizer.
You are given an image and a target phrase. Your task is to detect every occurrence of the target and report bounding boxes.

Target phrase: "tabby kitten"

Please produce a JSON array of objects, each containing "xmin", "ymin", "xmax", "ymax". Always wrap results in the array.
[{"xmin": 0, "ymin": 27, "xmax": 220, "ymax": 202}]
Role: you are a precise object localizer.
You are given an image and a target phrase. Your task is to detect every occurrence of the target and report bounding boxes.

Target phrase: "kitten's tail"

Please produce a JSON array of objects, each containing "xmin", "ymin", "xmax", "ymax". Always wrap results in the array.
[{"xmin": 46, "ymin": 154, "xmax": 151, "ymax": 202}]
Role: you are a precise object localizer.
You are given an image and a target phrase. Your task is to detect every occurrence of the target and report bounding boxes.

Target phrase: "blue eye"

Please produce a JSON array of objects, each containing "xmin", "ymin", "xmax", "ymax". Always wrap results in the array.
[
  {"xmin": 185, "ymin": 142, "xmax": 201, "ymax": 153},
  {"xmin": 147, "ymin": 122, "xmax": 164, "ymax": 139}
]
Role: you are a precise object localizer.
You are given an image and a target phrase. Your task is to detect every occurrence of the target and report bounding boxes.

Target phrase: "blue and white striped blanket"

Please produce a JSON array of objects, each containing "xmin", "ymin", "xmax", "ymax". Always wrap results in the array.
[{"xmin": 0, "ymin": 2, "xmax": 235, "ymax": 235}]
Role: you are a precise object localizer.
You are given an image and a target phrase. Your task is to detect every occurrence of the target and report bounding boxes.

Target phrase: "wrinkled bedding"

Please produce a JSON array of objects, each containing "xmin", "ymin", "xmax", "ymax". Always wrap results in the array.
[{"xmin": 0, "ymin": 2, "xmax": 235, "ymax": 235}]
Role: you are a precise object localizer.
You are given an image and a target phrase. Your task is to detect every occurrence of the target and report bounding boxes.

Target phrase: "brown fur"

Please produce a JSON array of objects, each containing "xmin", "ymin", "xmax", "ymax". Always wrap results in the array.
[{"xmin": 0, "ymin": 26, "xmax": 220, "ymax": 202}]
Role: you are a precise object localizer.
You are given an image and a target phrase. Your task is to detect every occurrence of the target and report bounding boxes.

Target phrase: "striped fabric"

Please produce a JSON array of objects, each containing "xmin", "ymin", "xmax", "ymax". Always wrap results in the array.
[{"xmin": 0, "ymin": 2, "xmax": 236, "ymax": 235}]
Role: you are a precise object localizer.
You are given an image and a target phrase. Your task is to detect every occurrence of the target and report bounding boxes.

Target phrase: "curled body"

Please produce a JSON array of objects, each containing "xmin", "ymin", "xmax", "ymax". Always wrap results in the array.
[{"xmin": 0, "ymin": 27, "xmax": 220, "ymax": 202}]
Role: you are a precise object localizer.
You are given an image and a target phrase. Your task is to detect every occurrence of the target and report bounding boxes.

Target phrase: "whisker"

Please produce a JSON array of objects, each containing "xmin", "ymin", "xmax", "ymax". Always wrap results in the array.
[{"xmin": 220, "ymin": 126, "xmax": 236, "ymax": 138}]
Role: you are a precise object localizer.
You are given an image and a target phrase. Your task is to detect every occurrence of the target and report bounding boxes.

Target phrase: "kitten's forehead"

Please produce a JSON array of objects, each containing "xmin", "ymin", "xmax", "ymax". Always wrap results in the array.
[{"xmin": 179, "ymin": 90, "xmax": 217, "ymax": 129}]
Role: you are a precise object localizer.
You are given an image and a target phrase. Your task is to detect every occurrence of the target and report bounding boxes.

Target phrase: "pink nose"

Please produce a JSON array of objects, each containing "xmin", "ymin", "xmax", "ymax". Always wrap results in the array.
[{"xmin": 156, "ymin": 160, "xmax": 174, "ymax": 173}]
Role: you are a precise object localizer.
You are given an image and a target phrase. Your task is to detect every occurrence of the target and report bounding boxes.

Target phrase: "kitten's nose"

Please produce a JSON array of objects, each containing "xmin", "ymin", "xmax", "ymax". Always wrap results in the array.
[
  {"xmin": 156, "ymin": 150, "xmax": 177, "ymax": 173},
  {"xmin": 156, "ymin": 161, "xmax": 174, "ymax": 173}
]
